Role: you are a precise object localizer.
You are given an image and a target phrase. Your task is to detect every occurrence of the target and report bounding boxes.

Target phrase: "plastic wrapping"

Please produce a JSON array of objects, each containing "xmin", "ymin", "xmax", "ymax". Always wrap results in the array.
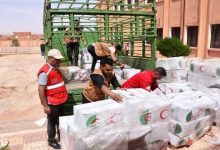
[
  {"xmin": 190, "ymin": 60, "xmax": 220, "ymax": 77},
  {"xmin": 169, "ymin": 125, "xmax": 211, "ymax": 147},
  {"xmin": 74, "ymin": 99, "xmax": 124, "ymax": 129},
  {"xmin": 159, "ymin": 69, "xmax": 187, "ymax": 83},
  {"xmin": 59, "ymin": 115, "xmax": 78, "ymax": 150},
  {"xmin": 73, "ymin": 116, "xmax": 129, "ymax": 150},
  {"xmin": 187, "ymin": 72, "xmax": 220, "ymax": 87},
  {"xmin": 123, "ymin": 69, "xmax": 141, "ymax": 79},
  {"xmin": 114, "ymin": 69, "xmax": 123, "ymax": 80},
  {"xmin": 169, "ymin": 115, "xmax": 214, "ymax": 138},
  {"xmin": 156, "ymin": 57, "xmax": 183, "ymax": 70}
]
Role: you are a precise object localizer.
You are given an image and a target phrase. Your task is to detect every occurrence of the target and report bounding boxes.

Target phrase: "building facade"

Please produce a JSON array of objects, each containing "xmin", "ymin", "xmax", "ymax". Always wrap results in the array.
[
  {"xmin": 0, "ymin": 32, "xmax": 43, "ymax": 47},
  {"xmin": 156, "ymin": 0, "xmax": 220, "ymax": 58}
]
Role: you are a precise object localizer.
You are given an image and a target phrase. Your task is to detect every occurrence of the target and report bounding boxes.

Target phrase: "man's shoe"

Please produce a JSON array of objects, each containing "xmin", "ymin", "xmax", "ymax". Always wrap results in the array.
[{"xmin": 48, "ymin": 141, "xmax": 61, "ymax": 149}]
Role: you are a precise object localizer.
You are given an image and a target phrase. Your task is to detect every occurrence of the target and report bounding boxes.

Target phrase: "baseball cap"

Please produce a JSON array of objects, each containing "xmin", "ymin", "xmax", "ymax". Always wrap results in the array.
[{"xmin": 48, "ymin": 49, "xmax": 64, "ymax": 59}]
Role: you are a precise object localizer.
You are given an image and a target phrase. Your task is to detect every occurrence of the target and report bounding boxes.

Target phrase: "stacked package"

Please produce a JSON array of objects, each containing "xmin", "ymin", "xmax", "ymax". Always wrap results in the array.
[
  {"xmin": 188, "ymin": 59, "xmax": 220, "ymax": 87},
  {"xmin": 112, "ymin": 89, "xmax": 171, "ymax": 150},
  {"xmin": 79, "ymin": 48, "xmax": 100, "ymax": 71},
  {"xmin": 167, "ymin": 89, "xmax": 218, "ymax": 147},
  {"xmin": 156, "ymin": 57, "xmax": 188, "ymax": 83},
  {"xmin": 60, "ymin": 66, "xmax": 90, "ymax": 81},
  {"xmin": 122, "ymin": 68, "xmax": 141, "ymax": 79},
  {"xmin": 67, "ymin": 66, "xmax": 90, "ymax": 81}
]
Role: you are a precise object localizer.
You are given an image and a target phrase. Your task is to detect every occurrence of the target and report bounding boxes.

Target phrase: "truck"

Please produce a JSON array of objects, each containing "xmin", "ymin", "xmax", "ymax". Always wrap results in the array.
[{"xmin": 42, "ymin": 0, "xmax": 157, "ymax": 115}]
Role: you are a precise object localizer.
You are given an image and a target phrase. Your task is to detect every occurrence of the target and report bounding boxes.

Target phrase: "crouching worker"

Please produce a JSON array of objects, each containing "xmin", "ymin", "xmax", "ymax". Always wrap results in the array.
[
  {"xmin": 82, "ymin": 58, "xmax": 123, "ymax": 103},
  {"xmin": 122, "ymin": 67, "xmax": 167, "ymax": 91},
  {"xmin": 87, "ymin": 42, "xmax": 125, "ymax": 72}
]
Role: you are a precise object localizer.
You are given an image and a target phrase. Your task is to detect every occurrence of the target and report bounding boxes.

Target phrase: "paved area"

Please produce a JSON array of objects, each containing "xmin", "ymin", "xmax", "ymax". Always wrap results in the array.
[
  {"xmin": 0, "ymin": 128, "xmax": 53, "ymax": 150},
  {"xmin": 0, "ymin": 126, "xmax": 220, "ymax": 150}
]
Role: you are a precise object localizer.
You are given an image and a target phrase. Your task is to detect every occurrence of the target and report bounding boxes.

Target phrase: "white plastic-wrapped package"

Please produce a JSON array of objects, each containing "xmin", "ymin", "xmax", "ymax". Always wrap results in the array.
[
  {"xmin": 159, "ymin": 69, "xmax": 187, "ymax": 83},
  {"xmin": 159, "ymin": 82, "xmax": 193, "ymax": 99},
  {"xmin": 81, "ymin": 48, "xmax": 93, "ymax": 64},
  {"xmin": 156, "ymin": 57, "xmax": 184, "ymax": 70},
  {"xmin": 126, "ymin": 98, "xmax": 171, "ymax": 126},
  {"xmin": 74, "ymin": 99, "xmax": 118, "ymax": 127},
  {"xmin": 180, "ymin": 57, "xmax": 198, "ymax": 71},
  {"xmin": 111, "ymin": 88, "xmax": 151, "ymax": 100},
  {"xmin": 83, "ymin": 62, "xmax": 100, "ymax": 70},
  {"xmin": 190, "ymin": 60, "xmax": 220, "ymax": 77},
  {"xmin": 73, "ymin": 120, "xmax": 129, "ymax": 150},
  {"xmin": 67, "ymin": 66, "xmax": 90, "ymax": 81},
  {"xmin": 123, "ymin": 69, "xmax": 141, "ymax": 79},
  {"xmin": 74, "ymin": 69, "xmax": 90, "ymax": 81},
  {"xmin": 171, "ymin": 95, "xmax": 218, "ymax": 123},
  {"xmin": 169, "ymin": 115, "xmax": 214, "ymax": 138},
  {"xmin": 59, "ymin": 115, "xmax": 78, "ymax": 150},
  {"xmin": 128, "ymin": 122, "xmax": 169, "ymax": 149},
  {"xmin": 169, "ymin": 125, "xmax": 211, "ymax": 147},
  {"xmin": 76, "ymin": 101, "xmax": 124, "ymax": 129},
  {"xmin": 114, "ymin": 69, "xmax": 123, "ymax": 80},
  {"xmin": 187, "ymin": 72, "xmax": 220, "ymax": 87}
]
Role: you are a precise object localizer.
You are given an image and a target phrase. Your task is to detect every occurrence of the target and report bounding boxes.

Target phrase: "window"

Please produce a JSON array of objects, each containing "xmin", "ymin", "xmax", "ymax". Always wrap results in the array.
[
  {"xmin": 127, "ymin": 0, "xmax": 132, "ymax": 9},
  {"xmin": 187, "ymin": 26, "xmax": 198, "ymax": 47},
  {"xmin": 135, "ymin": 0, "xmax": 139, "ymax": 3},
  {"xmin": 147, "ymin": 0, "xmax": 154, "ymax": 3},
  {"xmin": 157, "ymin": 28, "xmax": 163, "ymax": 39},
  {"xmin": 171, "ymin": 27, "xmax": 181, "ymax": 39},
  {"xmin": 210, "ymin": 24, "xmax": 220, "ymax": 48}
]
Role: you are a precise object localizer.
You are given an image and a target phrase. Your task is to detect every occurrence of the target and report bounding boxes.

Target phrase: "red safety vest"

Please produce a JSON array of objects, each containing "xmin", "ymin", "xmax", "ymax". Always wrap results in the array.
[{"xmin": 38, "ymin": 64, "xmax": 68, "ymax": 105}]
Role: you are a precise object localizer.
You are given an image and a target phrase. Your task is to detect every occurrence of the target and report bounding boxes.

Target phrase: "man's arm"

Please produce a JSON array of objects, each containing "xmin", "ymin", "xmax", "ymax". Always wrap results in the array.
[
  {"xmin": 38, "ymin": 85, "xmax": 51, "ymax": 114},
  {"xmin": 38, "ymin": 73, "xmax": 51, "ymax": 114},
  {"xmin": 111, "ymin": 74, "xmax": 121, "ymax": 89},
  {"xmin": 91, "ymin": 74, "xmax": 123, "ymax": 102}
]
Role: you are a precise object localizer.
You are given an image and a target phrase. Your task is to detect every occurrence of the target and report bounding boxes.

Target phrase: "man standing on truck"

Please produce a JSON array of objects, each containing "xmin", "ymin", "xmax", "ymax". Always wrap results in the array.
[
  {"xmin": 82, "ymin": 58, "xmax": 123, "ymax": 103},
  {"xmin": 38, "ymin": 49, "xmax": 68, "ymax": 149},
  {"xmin": 122, "ymin": 67, "xmax": 167, "ymax": 91},
  {"xmin": 64, "ymin": 17, "xmax": 82, "ymax": 66},
  {"xmin": 87, "ymin": 42, "xmax": 125, "ymax": 72}
]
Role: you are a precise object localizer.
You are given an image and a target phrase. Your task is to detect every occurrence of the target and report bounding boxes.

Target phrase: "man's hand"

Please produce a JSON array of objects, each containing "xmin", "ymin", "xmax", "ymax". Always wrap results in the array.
[
  {"xmin": 43, "ymin": 106, "xmax": 51, "ymax": 114},
  {"xmin": 111, "ymin": 93, "xmax": 123, "ymax": 103}
]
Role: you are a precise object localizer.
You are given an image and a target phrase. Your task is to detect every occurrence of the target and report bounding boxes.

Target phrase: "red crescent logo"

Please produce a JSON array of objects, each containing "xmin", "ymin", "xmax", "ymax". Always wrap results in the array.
[
  {"xmin": 199, "ymin": 66, "xmax": 206, "ymax": 72},
  {"xmin": 160, "ymin": 109, "xmax": 169, "ymax": 119}
]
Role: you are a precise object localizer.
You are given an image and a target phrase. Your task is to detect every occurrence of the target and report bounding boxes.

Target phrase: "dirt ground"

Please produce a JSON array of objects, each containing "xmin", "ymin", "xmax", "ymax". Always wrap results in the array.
[{"xmin": 0, "ymin": 53, "xmax": 46, "ymax": 133}]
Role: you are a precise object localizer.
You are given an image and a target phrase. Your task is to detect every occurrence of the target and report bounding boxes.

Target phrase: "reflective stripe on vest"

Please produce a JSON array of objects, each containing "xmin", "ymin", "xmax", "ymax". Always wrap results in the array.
[{"xmin": 47, "ymin": 81, "xmax": 64, "ymax": 90}]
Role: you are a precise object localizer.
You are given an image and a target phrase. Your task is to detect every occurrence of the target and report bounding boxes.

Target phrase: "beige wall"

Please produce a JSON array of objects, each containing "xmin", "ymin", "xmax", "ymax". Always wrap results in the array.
[
  {"xmin": 0, "ymin": 39, "xmax": 42, "ymax": 47},
  {"xmin": 156, "ymin": 0, "xmax": 220, "ymax": 58},
  {"xmin": 185, "ymin": 0, "xmax": 199, "ymax": 26},
  {"xmin": 170, "ymin": 0, "xmax": 182, "ymax": 27}
]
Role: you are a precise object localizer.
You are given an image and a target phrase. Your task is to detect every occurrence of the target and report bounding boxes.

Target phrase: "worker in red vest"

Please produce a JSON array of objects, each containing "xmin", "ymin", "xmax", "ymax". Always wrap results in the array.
[
  {"xmin": 122, "ymin": 67, "xmax": 167, "ymax": 91},
  {"xmin": 38, "ymin": 49, "xmax": 67, "ymax": 149}
]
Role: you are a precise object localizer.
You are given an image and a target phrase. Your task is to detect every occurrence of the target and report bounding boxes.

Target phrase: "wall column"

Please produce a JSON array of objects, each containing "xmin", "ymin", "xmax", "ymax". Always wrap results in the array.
[
  {"xmin": 197, "ymin": 0, "xmax": 209, "ymax": 59},
  {"xmin": 163, "ymin": 0, "xmax": 170, "ymax": 38}
]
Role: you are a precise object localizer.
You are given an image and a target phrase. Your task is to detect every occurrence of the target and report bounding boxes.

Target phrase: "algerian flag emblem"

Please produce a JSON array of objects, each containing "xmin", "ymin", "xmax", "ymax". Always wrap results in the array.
[
  {"xmin": 175, "ymin": 123, "xmax": 182, "ymax": 134},
  {"xmin": 86, "ymin": 114, "xmax": 97, "ymax": 127},
  {"xmin": 186, "ymin": 111, "xmax": 192, "ymax": 122},
  {"xmin": 140, "ymin": 110, "xmax": 150, "ymax": 125}
]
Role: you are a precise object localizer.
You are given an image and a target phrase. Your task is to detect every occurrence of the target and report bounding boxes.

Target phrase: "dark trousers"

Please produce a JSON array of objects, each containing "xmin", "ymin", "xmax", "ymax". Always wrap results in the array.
[
  {"xmin": 67, "ymin": 42, "xmax": 80, "ymax": 66},
  {"xmin": 47, "ymin": 104, "xmax": 64, "ymax": 142},
  {"xmin": 87, "ymin": 45, "xmax": 108, "ymax": 72},
  {"xmin": 82, "ymin": 93, "xmax": 91, "ymax": 104}
]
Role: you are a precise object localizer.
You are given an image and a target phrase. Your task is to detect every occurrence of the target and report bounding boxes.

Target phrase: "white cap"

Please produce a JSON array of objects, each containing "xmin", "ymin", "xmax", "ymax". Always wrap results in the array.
[{"xmin": 48, "ymin": 49, "xmax": 64, "ymax": 59}]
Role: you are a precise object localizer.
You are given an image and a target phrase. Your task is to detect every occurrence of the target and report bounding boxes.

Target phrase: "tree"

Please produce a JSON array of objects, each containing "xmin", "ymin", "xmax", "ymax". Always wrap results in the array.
[
  {"xmin": 157, "ymin": 37, "xmax": 190, "ymax": 57},
  {"xmin": 12, "ymin": 38, "xmax": 19, "ymax": 47}
]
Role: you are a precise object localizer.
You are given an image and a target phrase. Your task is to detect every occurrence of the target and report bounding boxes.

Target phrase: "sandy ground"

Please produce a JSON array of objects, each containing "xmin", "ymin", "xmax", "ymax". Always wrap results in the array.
[{"xmin": 0, "ymin": 53, "xmax": 46, "ymax": 133}]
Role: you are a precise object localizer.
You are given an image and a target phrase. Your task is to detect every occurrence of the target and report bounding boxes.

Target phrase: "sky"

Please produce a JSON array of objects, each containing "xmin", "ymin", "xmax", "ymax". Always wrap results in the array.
[{"xmin": 0, "ymin": 0, "xmax": 44, "ymax": 34}]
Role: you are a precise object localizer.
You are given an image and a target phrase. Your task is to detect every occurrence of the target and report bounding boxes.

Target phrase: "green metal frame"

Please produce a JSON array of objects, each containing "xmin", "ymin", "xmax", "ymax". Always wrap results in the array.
[{"xmin": 43, "ymin": 0, "xmax": 157, "ymax": 68}]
